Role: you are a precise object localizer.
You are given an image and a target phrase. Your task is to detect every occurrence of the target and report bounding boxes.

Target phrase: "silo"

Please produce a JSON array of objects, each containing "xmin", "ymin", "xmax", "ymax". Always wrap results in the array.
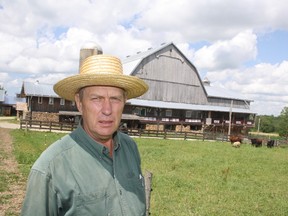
[{"xmin": 79, "ymin": 42, "xmax": 103, "ymax": 69}]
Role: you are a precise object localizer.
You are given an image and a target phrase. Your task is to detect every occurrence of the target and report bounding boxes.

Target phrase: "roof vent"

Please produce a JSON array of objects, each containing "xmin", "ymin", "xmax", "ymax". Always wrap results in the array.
[{"xmin": 202, "ymin": 77, "xmax": 211, "ymax": 86}]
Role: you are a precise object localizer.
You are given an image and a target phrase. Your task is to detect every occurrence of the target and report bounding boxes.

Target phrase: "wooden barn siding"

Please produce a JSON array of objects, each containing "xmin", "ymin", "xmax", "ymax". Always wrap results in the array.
[
  {"xmin": 30, "ymin": 97, "xmax": 77, "ymax": 113},
  {"xmin": 142, "ymin": 80, "xmax": 207, "ymax": 104},
  {"xmin": 134, "ymin": 46, "xmax": 208, "ymax": 104}
]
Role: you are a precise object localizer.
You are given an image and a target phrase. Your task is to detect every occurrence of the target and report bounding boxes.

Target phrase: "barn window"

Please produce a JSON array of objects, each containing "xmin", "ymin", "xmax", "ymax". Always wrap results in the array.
[
  {"xmin": 185, "ymin": 110, "xmax": 192, "ymax": 118},
  {"xmin": 49, "ymin": 97, "xmax": 54, "ymax": 105},
  {"xmin": 38, "ymin": 97, "xmax": 43, "ymax": 104},
  {"xmin": 154, "ymin": 109, "xmax": 158, "ymax": 116},
  {"xmin": 166, "ymin": 109, "xmax": 172, "ymax": 117},
  {"xmin": 140, "ymin": 108, "xmax": 146, "ymax": 116},
  {"xmin": 60, "ymin": 98, "xmax": 65, "ymax": 106},
  {"xmin": 71, "ymin": 101, "xmax": 75, "ymax": 106},
  {"xmin": 133, "ymin": 108, "xmax": 141, "ymax": 115},
  {"xmin": 134, "ymin": 107, "xmax": 146, "ymax": 116}
]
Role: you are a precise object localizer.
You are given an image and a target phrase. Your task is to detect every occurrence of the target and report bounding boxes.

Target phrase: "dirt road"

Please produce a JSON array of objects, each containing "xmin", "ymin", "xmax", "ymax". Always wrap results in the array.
[{"xmin": 0, "ymin": 128, "xmax": 25, "ymax": 216}]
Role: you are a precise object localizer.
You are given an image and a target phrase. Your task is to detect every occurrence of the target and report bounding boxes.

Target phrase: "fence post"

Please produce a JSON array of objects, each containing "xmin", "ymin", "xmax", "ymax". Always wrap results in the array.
[{"xmin": 145, "ymin": 170, "xmax": 153, "ymax": 216}]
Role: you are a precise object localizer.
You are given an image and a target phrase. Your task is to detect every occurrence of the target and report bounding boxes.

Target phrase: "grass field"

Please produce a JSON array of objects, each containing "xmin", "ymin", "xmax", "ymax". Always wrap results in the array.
[{"xmin": 10, "ymin": 130, "xmax": 288, "ymax": 216}]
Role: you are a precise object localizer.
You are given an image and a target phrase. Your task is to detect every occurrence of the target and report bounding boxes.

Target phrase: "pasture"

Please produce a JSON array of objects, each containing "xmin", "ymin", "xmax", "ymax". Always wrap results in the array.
[{"xmin": 8, "ymin": 130, "xmax": 288, "ymax": 215}]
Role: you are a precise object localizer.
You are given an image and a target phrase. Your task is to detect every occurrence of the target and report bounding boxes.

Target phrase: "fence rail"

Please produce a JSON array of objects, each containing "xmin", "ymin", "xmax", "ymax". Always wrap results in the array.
[
  {"xmin": 127, "ymin": 129, "xmax": 208, "ymax": 140},
  {"xmin": 20, "ymin": 120, "xmax": 220, "ymax": 141},
  {"xmin": 19, "ymin": 120, "xmax": 288, "ymax": 146},
  {"xmin": 20, "ymin": 120, "xmax": 77, "ymax": 132}
]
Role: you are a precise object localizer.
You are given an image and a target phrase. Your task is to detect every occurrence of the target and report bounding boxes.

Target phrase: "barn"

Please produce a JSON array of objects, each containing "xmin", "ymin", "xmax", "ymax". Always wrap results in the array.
[
  {"xmin": 0, "ymin": 88, "xmax": 25, "ymax": 116},
  {"xmin": 122, "ymin": 42, "xmax": 255, "ymax": 134},
  {"xmin": 19, "ymin": 42, "xmax": 256, "ymax": 134}
]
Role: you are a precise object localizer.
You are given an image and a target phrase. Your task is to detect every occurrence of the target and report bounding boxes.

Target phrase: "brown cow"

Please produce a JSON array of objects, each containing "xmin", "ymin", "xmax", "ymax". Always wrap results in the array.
[
  {"xmin": 229, "ymin": 135, "xmax": 242, "ymax": 144},
  {"xmin": 250, "ymin": 138, "xmax": 262, "ymax": 147}
]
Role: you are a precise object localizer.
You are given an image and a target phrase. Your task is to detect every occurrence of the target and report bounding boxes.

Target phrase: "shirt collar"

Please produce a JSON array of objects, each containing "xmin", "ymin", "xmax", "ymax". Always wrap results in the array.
[{"xmin": 70, "ymin": 123, "xmax": 120, "ymax": 159}]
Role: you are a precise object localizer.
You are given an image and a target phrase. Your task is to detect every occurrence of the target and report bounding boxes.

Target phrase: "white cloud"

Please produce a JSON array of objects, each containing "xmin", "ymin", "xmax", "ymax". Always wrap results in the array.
[
  {"xmin": 193, "ymin": 30, "xmax": 257, "ymax": 70},
  {"xmin": 0, "ymin": 0, "xmax": 288, "ymax": 116},
  {"xmin": 205, "ymin": 60, "xmax": 288, "ymax": 116}
]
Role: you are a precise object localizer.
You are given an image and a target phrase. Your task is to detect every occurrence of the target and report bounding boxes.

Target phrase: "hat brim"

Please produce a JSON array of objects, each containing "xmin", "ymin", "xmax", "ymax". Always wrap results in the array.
[{"xmin": 54, "ymin": 73, "xmax": 149, "ymax": 101}]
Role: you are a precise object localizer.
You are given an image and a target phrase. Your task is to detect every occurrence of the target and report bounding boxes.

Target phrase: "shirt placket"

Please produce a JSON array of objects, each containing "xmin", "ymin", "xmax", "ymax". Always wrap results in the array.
[
  {"xmin": 102, "ymin": 145, "xmax": 127, "ymax": 216},
  {"xmin": 113, "ymin": 145, "xmax": 131, "ymax": 216}
]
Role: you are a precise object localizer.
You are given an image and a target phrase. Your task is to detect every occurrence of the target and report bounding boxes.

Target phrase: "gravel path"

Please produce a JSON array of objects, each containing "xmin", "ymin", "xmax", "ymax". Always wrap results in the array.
[{"xmin": 0, "ymin": 128, "xmax": 26, "ymax": 215}]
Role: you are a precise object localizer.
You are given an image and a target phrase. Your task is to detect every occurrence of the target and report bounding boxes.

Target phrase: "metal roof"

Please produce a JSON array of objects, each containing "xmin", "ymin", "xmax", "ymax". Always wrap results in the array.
[
  {"xmin": 0, "ymin": 96, "xmax": 25, "ymax": 105},
  {"xmin": 122, "ymin": 42, "xmax": 172, "ymax": 75},
  {"xmin": 127, "ymin": 99, "xmax": 256, "ymax": 114},
  {"xmin": 22, "ymin": 81, "xmax": 59, "ymax": 98},
  {"xmin": 205, "ymin": 85, "xmax": 253, "ymax": 101}
]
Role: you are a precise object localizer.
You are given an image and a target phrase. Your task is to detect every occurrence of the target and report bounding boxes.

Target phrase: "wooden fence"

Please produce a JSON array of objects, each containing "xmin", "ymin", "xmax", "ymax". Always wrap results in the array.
[
  {"xmin": 20, "ymin": 119, "xmax": 226, "ymax": 141},
  {"xmin": 19, "ymin": 120, "xmax": 288, "ymax": 146},
  {"xmin": 20, "ymin": 120, "xmax": 77, "ymax": 132}
]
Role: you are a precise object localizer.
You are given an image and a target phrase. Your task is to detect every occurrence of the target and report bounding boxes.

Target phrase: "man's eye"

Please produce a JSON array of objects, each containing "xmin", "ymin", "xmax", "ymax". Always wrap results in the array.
[
  {"xmin": 111, "ymin": 97, "xmax": 122, "ymax": 102},
  {"xmin": 92, "ymin": 97, "xmax": 101, "ymax": 101}
]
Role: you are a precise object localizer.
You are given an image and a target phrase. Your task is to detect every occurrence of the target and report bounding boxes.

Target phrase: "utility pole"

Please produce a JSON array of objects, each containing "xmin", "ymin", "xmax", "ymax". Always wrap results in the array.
[{"xmin": 228, "ymin": 100, "xmax": 233, "ymax": 137}]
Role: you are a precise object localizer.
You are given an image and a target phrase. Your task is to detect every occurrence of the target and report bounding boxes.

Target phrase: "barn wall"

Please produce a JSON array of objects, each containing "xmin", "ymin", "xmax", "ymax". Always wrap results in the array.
[
  {"xmin": 134, "ymin": 45, "xmax": 208, "ymax": 104},
  {"xmin": 29, "ymin": 97, "xmax": 78, "ymax": 113}
]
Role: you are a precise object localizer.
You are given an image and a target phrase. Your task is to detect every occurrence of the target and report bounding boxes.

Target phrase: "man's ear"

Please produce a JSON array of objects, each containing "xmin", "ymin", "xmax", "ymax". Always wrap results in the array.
[{"xmin": 74, "ymin": 94, "xmax": 83, "ymax": 114}]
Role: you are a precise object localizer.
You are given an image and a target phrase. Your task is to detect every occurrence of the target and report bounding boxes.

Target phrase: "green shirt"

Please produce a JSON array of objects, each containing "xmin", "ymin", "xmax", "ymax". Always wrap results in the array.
[{"xmin": 21, "ymin": 125, "xmax": 146, "ymax": 216}]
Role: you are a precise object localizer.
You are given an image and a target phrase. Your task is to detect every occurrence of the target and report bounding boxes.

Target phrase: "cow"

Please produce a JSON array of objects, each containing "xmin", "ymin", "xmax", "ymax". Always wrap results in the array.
[
  {"xmin": 267, "ymin": 140, "xmax": 275, "ymax": 148},
  {"xmin": 229, "ymin": 135, "xmax": 242, "ymax": 144},
  {"xmin": 232, "ymin": 141, "xmax": 241, "ymax": 148},
  {"xmin": 250, "ymin": 138, "xmax": 262, "ymax": 147}
]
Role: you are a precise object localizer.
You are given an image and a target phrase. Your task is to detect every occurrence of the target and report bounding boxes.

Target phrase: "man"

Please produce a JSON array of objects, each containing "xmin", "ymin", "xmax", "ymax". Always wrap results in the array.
[{"xmin": 21, "ymin": 54, "xmax": 149, "ymax": 215}]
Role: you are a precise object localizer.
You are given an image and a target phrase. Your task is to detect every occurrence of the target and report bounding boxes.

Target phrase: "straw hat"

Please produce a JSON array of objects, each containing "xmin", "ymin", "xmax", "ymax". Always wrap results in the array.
[{"xmin": 54, "ymin": 55, "xmax": 149, "ymax": 101}]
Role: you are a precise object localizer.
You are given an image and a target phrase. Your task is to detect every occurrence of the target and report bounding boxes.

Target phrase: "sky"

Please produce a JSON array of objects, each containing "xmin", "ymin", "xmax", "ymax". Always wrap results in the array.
[{"xmin": 0, "ymin": 0, "xmax": 288, "ymax": 116}]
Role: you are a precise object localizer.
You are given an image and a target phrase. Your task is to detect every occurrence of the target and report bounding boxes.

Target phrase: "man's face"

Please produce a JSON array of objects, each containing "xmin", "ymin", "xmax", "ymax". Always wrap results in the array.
[{"xmin": 75, "ymin": 86, "xmax": 126, "ymax": 143}]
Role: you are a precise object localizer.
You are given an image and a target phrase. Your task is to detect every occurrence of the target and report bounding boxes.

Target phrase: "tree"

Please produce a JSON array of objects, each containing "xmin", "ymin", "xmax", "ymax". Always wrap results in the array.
[
  {"xmin": 278, "ymin": 107, "xmax": 288, "ymax": 138},
  {"xmin": 260, "ymin": 116, "xmax": 275, "ymax": 133}
]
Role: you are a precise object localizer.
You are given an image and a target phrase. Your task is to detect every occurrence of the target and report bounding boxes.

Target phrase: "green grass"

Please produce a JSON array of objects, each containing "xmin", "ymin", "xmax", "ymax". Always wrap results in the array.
[
  {"xmin": 10, "ymin": 130, "xmax": 288, "ymax": 216},
  {"xmin": 136, "ymin": 138, "xmax": 288, "ymax": 216},
  {"xmin": 11, "ymin": 130, "xmax": 67, "ymax": 177}
]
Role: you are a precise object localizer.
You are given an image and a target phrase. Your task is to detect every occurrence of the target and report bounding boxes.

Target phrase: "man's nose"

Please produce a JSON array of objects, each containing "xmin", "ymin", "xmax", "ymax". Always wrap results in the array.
[{"xmin": 101, "ymin": 99, "xmax": 112, "ymax": 115}]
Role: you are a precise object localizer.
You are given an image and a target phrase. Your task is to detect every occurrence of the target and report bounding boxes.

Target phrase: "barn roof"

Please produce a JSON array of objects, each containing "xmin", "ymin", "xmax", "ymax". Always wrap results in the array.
[
  {"xmin": 0, "ymin": 95, "xmax": 25, "ymax": 105},
  {"xmin": 21, "ymin": 81, "xmax": 59, "ymax": 98},
  {"xmin": 205, "ymin": 85, "xmax": 253, "ymax": 102},
  {"xmin": 122, "ymin": 42, "xmax": 252, "ymax": 102},
  {"xmin": 127, "ymin": 99, "xmax": 256, "ymax": 114},
  {"xmin": 122, "ymin": 42, "xmax": 174, "ymax": 75}
]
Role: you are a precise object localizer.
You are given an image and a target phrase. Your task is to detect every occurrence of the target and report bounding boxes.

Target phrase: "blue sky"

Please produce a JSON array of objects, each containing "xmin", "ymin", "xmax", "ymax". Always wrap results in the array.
[
  {"xmin": 256, "ymin": 30, "xmax": 288, "ymax": 64},
  {"xmin": 0, "ymin": 0, "xmax": 287, "ymax": 116}
]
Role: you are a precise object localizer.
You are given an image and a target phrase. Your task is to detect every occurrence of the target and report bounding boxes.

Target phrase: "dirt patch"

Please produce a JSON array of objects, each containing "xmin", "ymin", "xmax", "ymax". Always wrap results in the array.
[{"xmin": 0, "ymin": 128, "xmax": 26, "ymax": 216}]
